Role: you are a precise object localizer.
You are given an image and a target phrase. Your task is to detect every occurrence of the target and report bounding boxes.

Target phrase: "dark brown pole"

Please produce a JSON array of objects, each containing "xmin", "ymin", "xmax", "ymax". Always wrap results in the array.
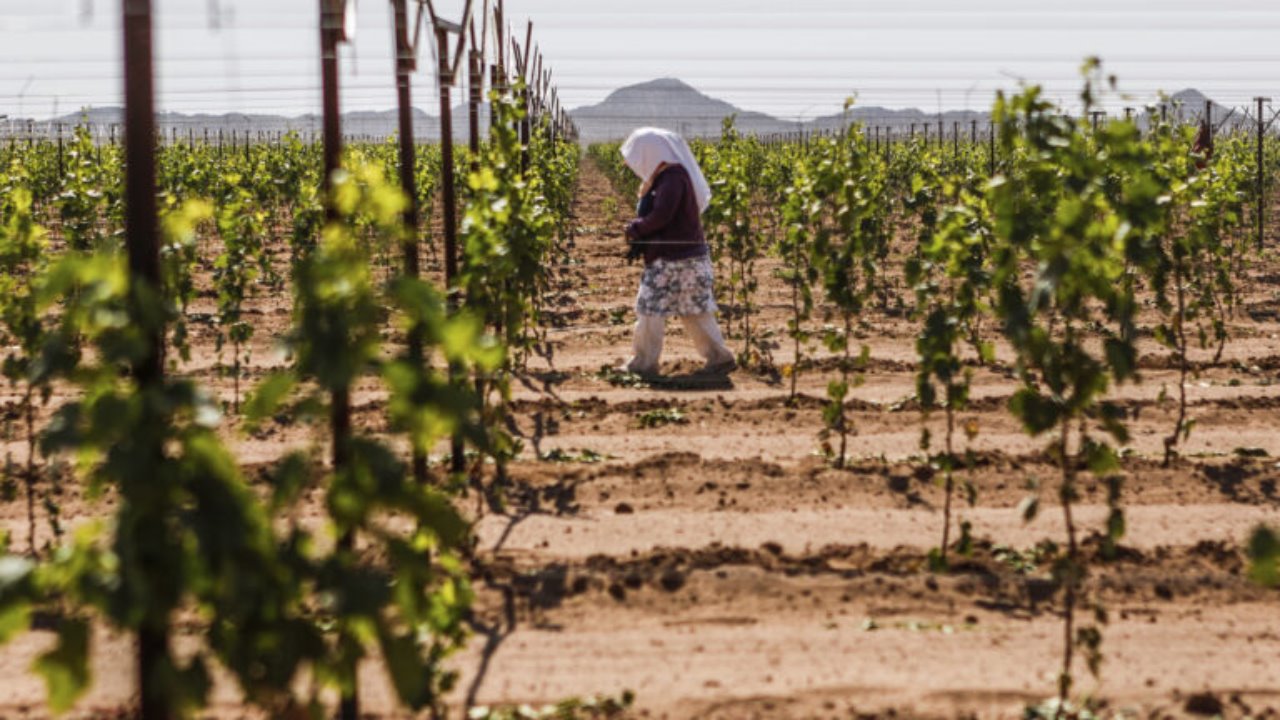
[
  {"xmin": 518, "ymin": 63, "xmax": 530, "ymax": 170},
  {"xmin": 518, "ymin": 23, "xmax": 532, "ymax": 170},
  {"xmin": 435, "ymin": 26, "xmax": 466, "ymax": 476},
  {"xmin": 469, "ymin": 46, "xmax": 483, "ymax": 164},
  {"xmin": 490, "ymin": 59, "xmax": 501, "ymax": 132},
  {"xmin": 493, "ymin": 1, "xmax": 506, "ymax": 129},
  {"xmin": 319, "ymin": 2, "xmax": 357, "ymax": 719},
  {"xmin": 550, "ymin": 91, "xmax": 559, "ymax": 143},
  {"xmin": 988, "ymin": 122, "xmax": 996, "ymax": 177},
  {"xmin": 321, "ymin": 2, "xmax": 343, "ymax": 221},
  {"xmin": 122, "ymin": 1, "xmax": 167, "ymax": 717},
  {"xmin": 392, "ymin": 0, "xmax": 428, "ymax": 484},
  {"xmin": 1257, "ymin": 97, "xmax": 1270, "ymax": 249},
  {"xmin": 123, "ymin": 1, "xmax": 161, "ymax": 381},
  {"xmin": 437, "ymin": 28, "xmax": 460, "ymax": 299},
  {"xmin": 534, "ymin": 55, "xmax": 545, "ymax": 127}
]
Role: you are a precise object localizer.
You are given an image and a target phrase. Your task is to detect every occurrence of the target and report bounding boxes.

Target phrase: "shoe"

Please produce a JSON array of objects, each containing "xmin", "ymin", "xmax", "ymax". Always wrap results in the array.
[
  {"xmin": 700, "ymin": 357, "xmax": 737, "ymax": 375},
  {"xmin": 618, "ymin": 362, "xmax": 659, "ymax": 378}
]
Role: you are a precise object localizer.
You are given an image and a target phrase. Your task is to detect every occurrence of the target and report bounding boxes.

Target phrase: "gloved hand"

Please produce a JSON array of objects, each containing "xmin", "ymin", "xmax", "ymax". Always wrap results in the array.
[
  {"xmin": 625, "ymin": 236, "xmax": 643, "ymax": 264},
  {"xmin": 624, "ymin": 222, "xmax": 643, "ymax": 264}
]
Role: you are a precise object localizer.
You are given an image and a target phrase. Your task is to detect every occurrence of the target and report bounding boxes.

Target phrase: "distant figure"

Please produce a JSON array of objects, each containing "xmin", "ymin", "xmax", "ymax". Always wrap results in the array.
[
  {"xmin": 619, "ymin": 127, "xmax": 735, "ymax": 377},
  {"xmin": 1192, "ymin": 119, "xmax": 1214, "ymax": 169}
]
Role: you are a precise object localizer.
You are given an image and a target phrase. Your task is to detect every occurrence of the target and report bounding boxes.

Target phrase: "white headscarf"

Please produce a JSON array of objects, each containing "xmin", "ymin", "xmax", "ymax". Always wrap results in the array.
[{"xmin": 620, "ymin": 127, "xmax": 713, "ymax": 214}]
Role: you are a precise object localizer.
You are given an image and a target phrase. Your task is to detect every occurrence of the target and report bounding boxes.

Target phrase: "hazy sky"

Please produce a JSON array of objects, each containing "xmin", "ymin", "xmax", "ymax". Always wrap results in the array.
[{"xmin": 3, "ymin": 0, "xmax": 1280, "ymax": 121}]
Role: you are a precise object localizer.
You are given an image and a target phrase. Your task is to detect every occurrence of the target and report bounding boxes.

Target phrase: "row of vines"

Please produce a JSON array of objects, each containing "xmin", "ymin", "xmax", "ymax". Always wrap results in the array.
[
  {"xmin": 592, "ymin": 63, "xmax": 1280, "ymax": 712},
  {"xmin": 0, "ymin": 45, "xmax": 586, "ymax": 718}
]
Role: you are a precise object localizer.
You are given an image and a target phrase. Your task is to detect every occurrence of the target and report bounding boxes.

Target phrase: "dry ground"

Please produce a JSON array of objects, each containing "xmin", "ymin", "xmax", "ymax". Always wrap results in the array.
[{"xmin": 2, "ymin": 156, "xmax": 1279, "ymax": 719}]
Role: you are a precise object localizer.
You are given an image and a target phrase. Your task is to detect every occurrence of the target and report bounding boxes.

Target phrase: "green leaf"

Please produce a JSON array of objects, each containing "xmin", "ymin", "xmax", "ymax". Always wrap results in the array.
[
  {"xmin": 1104, "ymin": 337, "xmax": 1137, "ymax": 381},
  {"xmin": 1248, "ymin": 525, "xmax": 1280, "ymax": 587},
  {"xmin": 173, "ymin": 654, "xmax": 213, "ymax": 715},
  {"xmin": 34, "ymin": 617, "xmax": 90, "ymax": 714},
  {"xmin": 378, "ymin": 622, "xmax": 431, "ymax": 709},
  {"xmin": 1008, "ymin": 389, "xmax": 1060, "ymax": 435},
  {"xmin": 0, "ymin": 597, "xmax": 31, "ymax": 644},
  {"xmin": 977, "ymin": 341, "xmax": 997, "ymax": 365},
  {"xmin": 1106, "ymin": 508, "xmax": 1126, "ymax": 543},
  {"xmin": 1152, "ymin": 324, "xmax": 1173, "ymax": 349},
  {"xmin": 1083, "ymin": 440, "xmax": 1120, "ymax": 475},
  {"xmin": 244, "ymin": 371, "xmax": 297, "ymax": 426},
  {"xmin": 269, "ymin": 451, "xmax": 314, "ymax": 511}
]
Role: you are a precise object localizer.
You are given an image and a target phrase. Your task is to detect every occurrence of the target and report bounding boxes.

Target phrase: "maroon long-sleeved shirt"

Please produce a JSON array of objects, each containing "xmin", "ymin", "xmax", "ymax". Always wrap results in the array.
[{"xmin": 625, "ymin": 164, "xmax": 708, "ymax": 266}]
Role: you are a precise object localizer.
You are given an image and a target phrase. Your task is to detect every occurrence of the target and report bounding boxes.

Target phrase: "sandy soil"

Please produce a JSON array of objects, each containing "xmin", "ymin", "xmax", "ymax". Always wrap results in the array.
[{"xmin": 1, "ymin": 156, "xmax": 1279, "ymax": 718}]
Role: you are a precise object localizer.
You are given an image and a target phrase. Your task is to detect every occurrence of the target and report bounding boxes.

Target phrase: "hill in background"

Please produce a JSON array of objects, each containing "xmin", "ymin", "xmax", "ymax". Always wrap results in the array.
[{"xmin": 12, "ymin": 78, "xmax": 1234, "ymax": 144}]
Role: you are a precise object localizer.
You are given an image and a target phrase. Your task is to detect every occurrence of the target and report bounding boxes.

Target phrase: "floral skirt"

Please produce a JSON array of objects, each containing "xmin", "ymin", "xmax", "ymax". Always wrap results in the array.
[{"xmin": 635, "ymin": 255, "xmax": 718, "ymax": 317}]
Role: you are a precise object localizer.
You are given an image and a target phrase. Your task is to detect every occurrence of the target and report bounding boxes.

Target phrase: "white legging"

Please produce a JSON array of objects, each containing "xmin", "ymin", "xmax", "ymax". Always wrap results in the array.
[{"xmin": 627, "ymin": 312, "xmax": 734, "ymax": 374}]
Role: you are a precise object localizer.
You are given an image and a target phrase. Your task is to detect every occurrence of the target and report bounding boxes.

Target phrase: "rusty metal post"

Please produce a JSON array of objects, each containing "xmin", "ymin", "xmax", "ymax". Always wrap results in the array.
[
  {"xmin": 318, "ymin": 2, "xmax": 358, "ymax": 718},
  {"xmin": 436, "ymin": 28, "xmax": 460, "ymax": 296},
  {"xmin": 518, "ymin": 34, "xmax": 532, "ymax": 171},
  {"xmin": 391, "ymin": 0, "xmax": 428, "ymax": 484},
  {"xmin": 1257, "ymin": 97, "xmax": 1270, "ymax": 249},
  {"xmin": 489, "ymin": 61, "xmax": 501, "ymax": 132},
  {"xmin": 420, "ymin": 0, "xmax": 475, "ymax": 476},
  {"xmin": 321, "ymin": 3, "xmax": 343, "ymax": 221},
  {"xmin": 122, "ymin": 1, "xmax": 167, "ymax": 717},
  {"xmin": 469, "ymin": 46, "xmax": 483, "ymax": 166},
  {"xmin": 122, "ymin": 4, "xmax": 161, "ymax": 502},
  {"xmin": 549, "ymin": 90, "xmax": 559, "ymax": 143},
  {"xmin": 988, "ymin": 122, "xmax": 996, "ymax": 177},
  {"xmin": 435, "ymin": 25, "xmax": 467, "ymax": 475},
  {"xmin": 491, "ymin": 0, "xmax": 505, "ymax": 132}
]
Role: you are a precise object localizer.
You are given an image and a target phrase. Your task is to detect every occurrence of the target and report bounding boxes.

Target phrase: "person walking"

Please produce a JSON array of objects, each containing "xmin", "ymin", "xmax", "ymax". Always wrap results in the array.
[{"xmin": 619, "ymin": 127, "xmax": 736, "ymax": 377}]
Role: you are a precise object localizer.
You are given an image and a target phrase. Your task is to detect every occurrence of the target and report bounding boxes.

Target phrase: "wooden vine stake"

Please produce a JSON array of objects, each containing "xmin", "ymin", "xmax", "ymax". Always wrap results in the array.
[
  {"xmin": 423, "ymin": 0, "xmax": 474, "ymax": 475},
  {"xmin": 318, "ymin": 1, "xmax": 360, "ymax": 716},
  {"xmin": 391, "ymin": 0, "xmax": 430, "ymax": 483},
  {"xmin": 121, "ymin": 1, "xmax": 170, "ymax": 716}
]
